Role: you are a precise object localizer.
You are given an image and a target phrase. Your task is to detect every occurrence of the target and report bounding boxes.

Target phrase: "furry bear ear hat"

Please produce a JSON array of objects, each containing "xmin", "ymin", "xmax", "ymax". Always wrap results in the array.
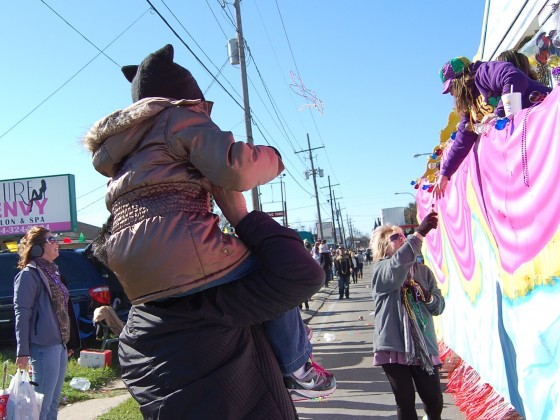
[{"xmin": 121, "ymin": 44, "xmax": 205, "ymax": 103}]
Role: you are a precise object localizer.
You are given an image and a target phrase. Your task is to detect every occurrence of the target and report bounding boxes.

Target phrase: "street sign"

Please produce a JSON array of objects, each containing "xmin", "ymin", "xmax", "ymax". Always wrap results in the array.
[{"xmin": 266, "ymin": 211, "xmax": 284, "ymax": 218}]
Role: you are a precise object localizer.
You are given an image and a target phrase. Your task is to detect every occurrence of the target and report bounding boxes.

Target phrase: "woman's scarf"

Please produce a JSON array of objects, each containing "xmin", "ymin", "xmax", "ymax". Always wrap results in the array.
[
  {"xmin": 35, "ymin": 258, "xmax": 71, "ymax": 344},
  {"xmin": 401, "ymin": 268, "xmax": 434, "ymax": 374}
]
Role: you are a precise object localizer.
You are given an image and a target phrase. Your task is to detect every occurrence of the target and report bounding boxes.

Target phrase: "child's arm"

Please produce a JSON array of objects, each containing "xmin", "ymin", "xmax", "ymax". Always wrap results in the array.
[{"xmin": 167, "ymin": 109, "xmax": 284, "ymax": 191}]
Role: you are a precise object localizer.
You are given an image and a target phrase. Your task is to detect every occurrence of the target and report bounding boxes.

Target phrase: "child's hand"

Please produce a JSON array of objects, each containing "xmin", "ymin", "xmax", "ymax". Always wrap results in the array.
[
  {"xmin": 433, "ymin": 175, "xmax": 448, "ymax": 200},
  {"xmin": 481, "ymin": 113, "xmax": 497, "ymax": 124}
]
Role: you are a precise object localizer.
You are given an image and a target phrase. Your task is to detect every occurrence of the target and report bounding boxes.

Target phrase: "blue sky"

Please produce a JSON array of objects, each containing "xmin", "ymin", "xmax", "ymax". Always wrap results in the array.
[{"xmin": 1, "ymin": 0, "xmax": 485, "ymax": 237}]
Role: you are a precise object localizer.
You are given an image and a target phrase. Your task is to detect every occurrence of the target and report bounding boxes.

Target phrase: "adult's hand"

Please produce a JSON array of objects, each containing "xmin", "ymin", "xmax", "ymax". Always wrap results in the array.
[
  {"xmin": 418, "ymin": 284, "xmax": 432, "ymax": 303},
  {"xmin": 433, "ymin": 174, "xmax": 449, "ymax": 200},
  {"xmin": 416, "ymin": 211, "xmax": 438, "ymax": 237},
  {"xmin": 201, "ymin": 180, "xmax": 249, "ymax": 227},
  {"xmin": 15, "ymin": 356, "xmax": 29, "ymax": 370}
]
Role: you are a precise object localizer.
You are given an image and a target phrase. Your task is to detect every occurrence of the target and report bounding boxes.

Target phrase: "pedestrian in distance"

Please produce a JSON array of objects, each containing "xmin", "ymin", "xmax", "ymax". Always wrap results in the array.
[
  {"xmin": 14, "ymin": 227, "xmax": 80, "ymax": 420},
  {"xmin": 370, "ymin": 211, "xmax": 445, "ymax": 420},
  {"xmin": 334, "ymin": 246, "xmax": 354, "ymax": 299},
  {"xmin": 433, "ymin": 56, "xmax": 551, "ymax": 199},
  {"xmin": 311, "ymin": 241, "xmax": 322, "ymax": 264},
  {"xmin": 319, "ymin": 239, "xmax": 333, "ymax": 287},
  {"xmin": 355, "ymin": 250, "xmax": 365, "ymax": 279},
  {"xmin": 299, "ymin": 238, "xmax": 312, "ymax": 311},
  {"xmin": 83, "ymin": 44, "xmax": 335, "ymax": 417},
  {"xmin": 349, "ymin": 250, "xmax": 359, "ymax": 284}
]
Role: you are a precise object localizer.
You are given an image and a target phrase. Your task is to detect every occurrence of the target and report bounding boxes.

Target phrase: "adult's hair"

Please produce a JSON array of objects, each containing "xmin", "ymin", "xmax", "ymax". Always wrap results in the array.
[
  {"xmin": 91, "ymin": 214, "xmax": 113, "ymax": 267},
  {"xmin": 369, "ymin": 225, "xmax": 399, "ymax": 262},
  {"xmin": 17, "ymin": 226, "xmax": 49, "ymax": 269},
  {"xmin": 496, "ymin": 50, "xmax": 538, "ymax": 81}
]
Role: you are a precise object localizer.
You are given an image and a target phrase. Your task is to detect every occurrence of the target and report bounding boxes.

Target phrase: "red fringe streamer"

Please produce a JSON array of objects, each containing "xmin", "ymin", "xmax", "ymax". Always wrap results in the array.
[{"xmin": 438, "ymin": 341, "xmax": 523, "ymax": 420}]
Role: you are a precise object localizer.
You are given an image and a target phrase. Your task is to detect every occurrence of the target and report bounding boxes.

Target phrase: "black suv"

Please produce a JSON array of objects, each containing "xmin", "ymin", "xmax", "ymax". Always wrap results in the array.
[{"xmin": 0, "ymin": 246, "xmax": 130, "ymax": 342}]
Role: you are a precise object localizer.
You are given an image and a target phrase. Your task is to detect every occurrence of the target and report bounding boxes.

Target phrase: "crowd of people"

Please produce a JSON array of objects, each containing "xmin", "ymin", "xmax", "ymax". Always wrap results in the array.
[{"xmin": 303, "ymin": 239, "xmax": 371, "ymax": 299}]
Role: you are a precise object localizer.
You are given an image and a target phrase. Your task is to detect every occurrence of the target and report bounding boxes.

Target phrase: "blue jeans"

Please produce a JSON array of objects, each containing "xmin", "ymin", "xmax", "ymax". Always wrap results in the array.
[
  {"xmin": 30, "ymin": 343, "xmax": 67, "ymax": 420},
  {"xmin": 338, "ymin": 274, "xmax": 350, "ymax": 298},
  {"xmin": 263, "ymin": 308, "xmax": 312, "ymax": 375}
]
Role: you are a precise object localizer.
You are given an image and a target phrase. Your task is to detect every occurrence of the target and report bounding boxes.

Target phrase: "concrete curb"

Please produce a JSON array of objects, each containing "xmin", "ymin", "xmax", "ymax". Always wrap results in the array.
[
  {"xmin": 58, "ymin": 380, "xmax": 131, "ymax": 420},
  {"xmin": 301, "ymin": 282, "xmax": 337, "ymax": 324}
]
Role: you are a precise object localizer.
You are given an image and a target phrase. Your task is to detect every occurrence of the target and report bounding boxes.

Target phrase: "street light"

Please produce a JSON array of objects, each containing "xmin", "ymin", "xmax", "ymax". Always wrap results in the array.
[
  {"xmin": 394, "ymin": 192, "xmax": 416, "ymax": 200},
  {"xmin": 413, "ymin": 152, "xmax": 433, "ymax": 158}
]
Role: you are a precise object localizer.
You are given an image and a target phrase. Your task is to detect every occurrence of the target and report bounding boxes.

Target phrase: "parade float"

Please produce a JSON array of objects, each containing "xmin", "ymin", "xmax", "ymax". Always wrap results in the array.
[{"xmin": 414, "ymin": 1, "xmax": 560, "ymax": 419}]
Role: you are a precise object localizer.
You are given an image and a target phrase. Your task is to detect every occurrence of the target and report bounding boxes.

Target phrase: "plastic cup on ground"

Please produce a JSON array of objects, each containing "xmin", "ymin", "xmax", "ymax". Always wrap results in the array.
[
  {"xmin": 69, "ymin": 377, "xmax": 91, "ymax": 391},
  {"xmin": 502, "ymin": 92, "xmax": 522, "ymax": 116}
]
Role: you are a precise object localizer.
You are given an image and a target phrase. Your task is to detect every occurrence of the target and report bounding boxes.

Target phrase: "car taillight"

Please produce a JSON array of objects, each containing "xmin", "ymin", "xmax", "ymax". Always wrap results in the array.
[{"xmin": 88, "ymin": 286, "xmax": 111, "ymax": 305}]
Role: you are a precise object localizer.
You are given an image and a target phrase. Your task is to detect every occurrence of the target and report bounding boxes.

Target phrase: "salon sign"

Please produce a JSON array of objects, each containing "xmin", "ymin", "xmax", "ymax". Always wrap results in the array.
[{"xmin": 0, "ymin": 174, "xmax": 77, "ymax": 236}]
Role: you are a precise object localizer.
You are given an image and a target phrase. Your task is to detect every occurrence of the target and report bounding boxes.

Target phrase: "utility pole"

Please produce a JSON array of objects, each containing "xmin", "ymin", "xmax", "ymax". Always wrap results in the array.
[
  {"xmin": 336, "ymin": 200, "xmax": 347, "ymax": 248},
  {"xmin": 296, "ymin": 133, "xmax": 324, "ymax": 238},
  {"xmin": 321, "ymin": 176, "xmax": 339, "ymax": 245},
  {"xmin": 333, "ymin": 195, "xmax": 342, "ymax": 247},
  {"xmin": 347, "ymin": 215, "xmax": 354, "ymax": 250},
  {"xmin": 233, "ymin": 0, "xmax": 260, "ymax": 211},
  {"xmin": 280, "ymin": 174, "xmax": 287, "ymax": 227}
]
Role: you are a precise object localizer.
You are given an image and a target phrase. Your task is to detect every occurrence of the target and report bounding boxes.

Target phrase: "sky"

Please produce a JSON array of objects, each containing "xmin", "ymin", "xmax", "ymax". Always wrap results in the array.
[{"xmin": 1, "ymin": 0, "xmax": 486, "ymax": 240}]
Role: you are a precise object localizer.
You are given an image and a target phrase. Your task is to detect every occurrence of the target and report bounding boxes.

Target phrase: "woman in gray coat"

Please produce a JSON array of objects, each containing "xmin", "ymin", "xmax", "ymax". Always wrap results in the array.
[
  {"xmin": 370, "ymin": 212, "xmax": 444, "ymax": 420},
  {"xmin": 14, "ymin": 227, "xmax": 80, "ymax": 420}
]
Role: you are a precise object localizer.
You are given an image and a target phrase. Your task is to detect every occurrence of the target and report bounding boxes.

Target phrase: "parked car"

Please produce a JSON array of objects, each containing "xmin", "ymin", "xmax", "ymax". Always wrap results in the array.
[{"xmin": 0, "ymin": 246, "xmax": 130, "ymax": 342}]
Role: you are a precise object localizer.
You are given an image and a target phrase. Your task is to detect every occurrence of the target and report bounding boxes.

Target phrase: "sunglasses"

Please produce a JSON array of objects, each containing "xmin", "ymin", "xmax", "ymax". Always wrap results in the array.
[
  {"xmin": 44, "ymin": 236, "xmax": 57, "ymax": 244},
  {"xmin": 389, "ymin": 233, "xmax": 405, "ymax": 242}
]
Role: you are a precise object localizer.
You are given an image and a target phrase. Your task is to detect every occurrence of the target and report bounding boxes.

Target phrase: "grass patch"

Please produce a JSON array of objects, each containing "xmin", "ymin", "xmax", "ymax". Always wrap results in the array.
[
  {"xmin": 61, "ymin": 357, "xmax": 120, "ymax": 404},
  {"xmin": 0, "ymin": 339, "xmax": 121, "ymax": 405},
  {"xmin": 98, "ymin": 397, "xmax": 142, "ymax": 419}
]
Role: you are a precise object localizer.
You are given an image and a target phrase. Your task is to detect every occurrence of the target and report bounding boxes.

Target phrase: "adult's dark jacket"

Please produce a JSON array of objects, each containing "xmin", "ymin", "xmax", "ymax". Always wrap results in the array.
[{"xmin": 119, "ymin": 211, "xmax": 325, "ymax": 419}]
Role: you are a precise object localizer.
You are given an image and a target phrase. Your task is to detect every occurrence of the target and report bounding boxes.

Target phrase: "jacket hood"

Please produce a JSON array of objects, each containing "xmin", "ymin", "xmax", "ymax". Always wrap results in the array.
[{"xmin": 82, "ymin": 97, "xmax": 212, "ymax": 153}]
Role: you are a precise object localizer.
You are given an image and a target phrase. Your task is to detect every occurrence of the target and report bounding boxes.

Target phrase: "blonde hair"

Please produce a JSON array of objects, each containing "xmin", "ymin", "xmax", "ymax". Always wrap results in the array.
[
  {"xmin": 369, "ymin": 225, "xmax": 400, "ymax": 262},
  {"xmin": 17, "ymin": 226, "xmax": 49, "ymax": 269}
]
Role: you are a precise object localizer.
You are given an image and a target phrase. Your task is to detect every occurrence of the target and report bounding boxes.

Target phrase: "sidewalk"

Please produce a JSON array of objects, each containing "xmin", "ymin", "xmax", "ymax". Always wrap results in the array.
[{"xmin": 58, "ymin": 378, "xmax": 130, "ymax": 420}]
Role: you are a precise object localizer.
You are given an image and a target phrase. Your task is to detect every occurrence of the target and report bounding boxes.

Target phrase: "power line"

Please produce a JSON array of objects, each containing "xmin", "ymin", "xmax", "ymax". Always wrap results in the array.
[
  {"xmin": 159, "ymin": 0, "xmax": 236, "ymax": 96},
  {"xmin": 0, "ymin": 7, "xmax": 150, "ymax": 142},
  {"xmin": 145, "ymin": 0, "xmax": 244, "ymax": 110},
  {"xmin": 274, "ymin": 0, "xmax": 300, "ymax": 77},
  {"xmin": 77, "ymin": 196, "xmax": 106, "ymax": 213},
  {"xmin": 206, "ymin": 0, "xmax": 230, "ymax": 40},
  {"xmin": 245, "ymin": 45, "xmax": 305, "ymax": 158},
  {"xmin": 40, "ymin": 0, "xmax": 120, "ymax": 67},
  {"xmin": 216, "ymin": 0, "xmax": 238, "ymax": 29},
  {"xmin": 77, "ymin": 184, "xmax": 106, "ymax": 199},
  {"xmin": 271, "ymin": 0, "xmax": 344, "ymax": 218},
  {"xmin": 151, "ymin": 0, "xmax": 310, "ymax": 184}
]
